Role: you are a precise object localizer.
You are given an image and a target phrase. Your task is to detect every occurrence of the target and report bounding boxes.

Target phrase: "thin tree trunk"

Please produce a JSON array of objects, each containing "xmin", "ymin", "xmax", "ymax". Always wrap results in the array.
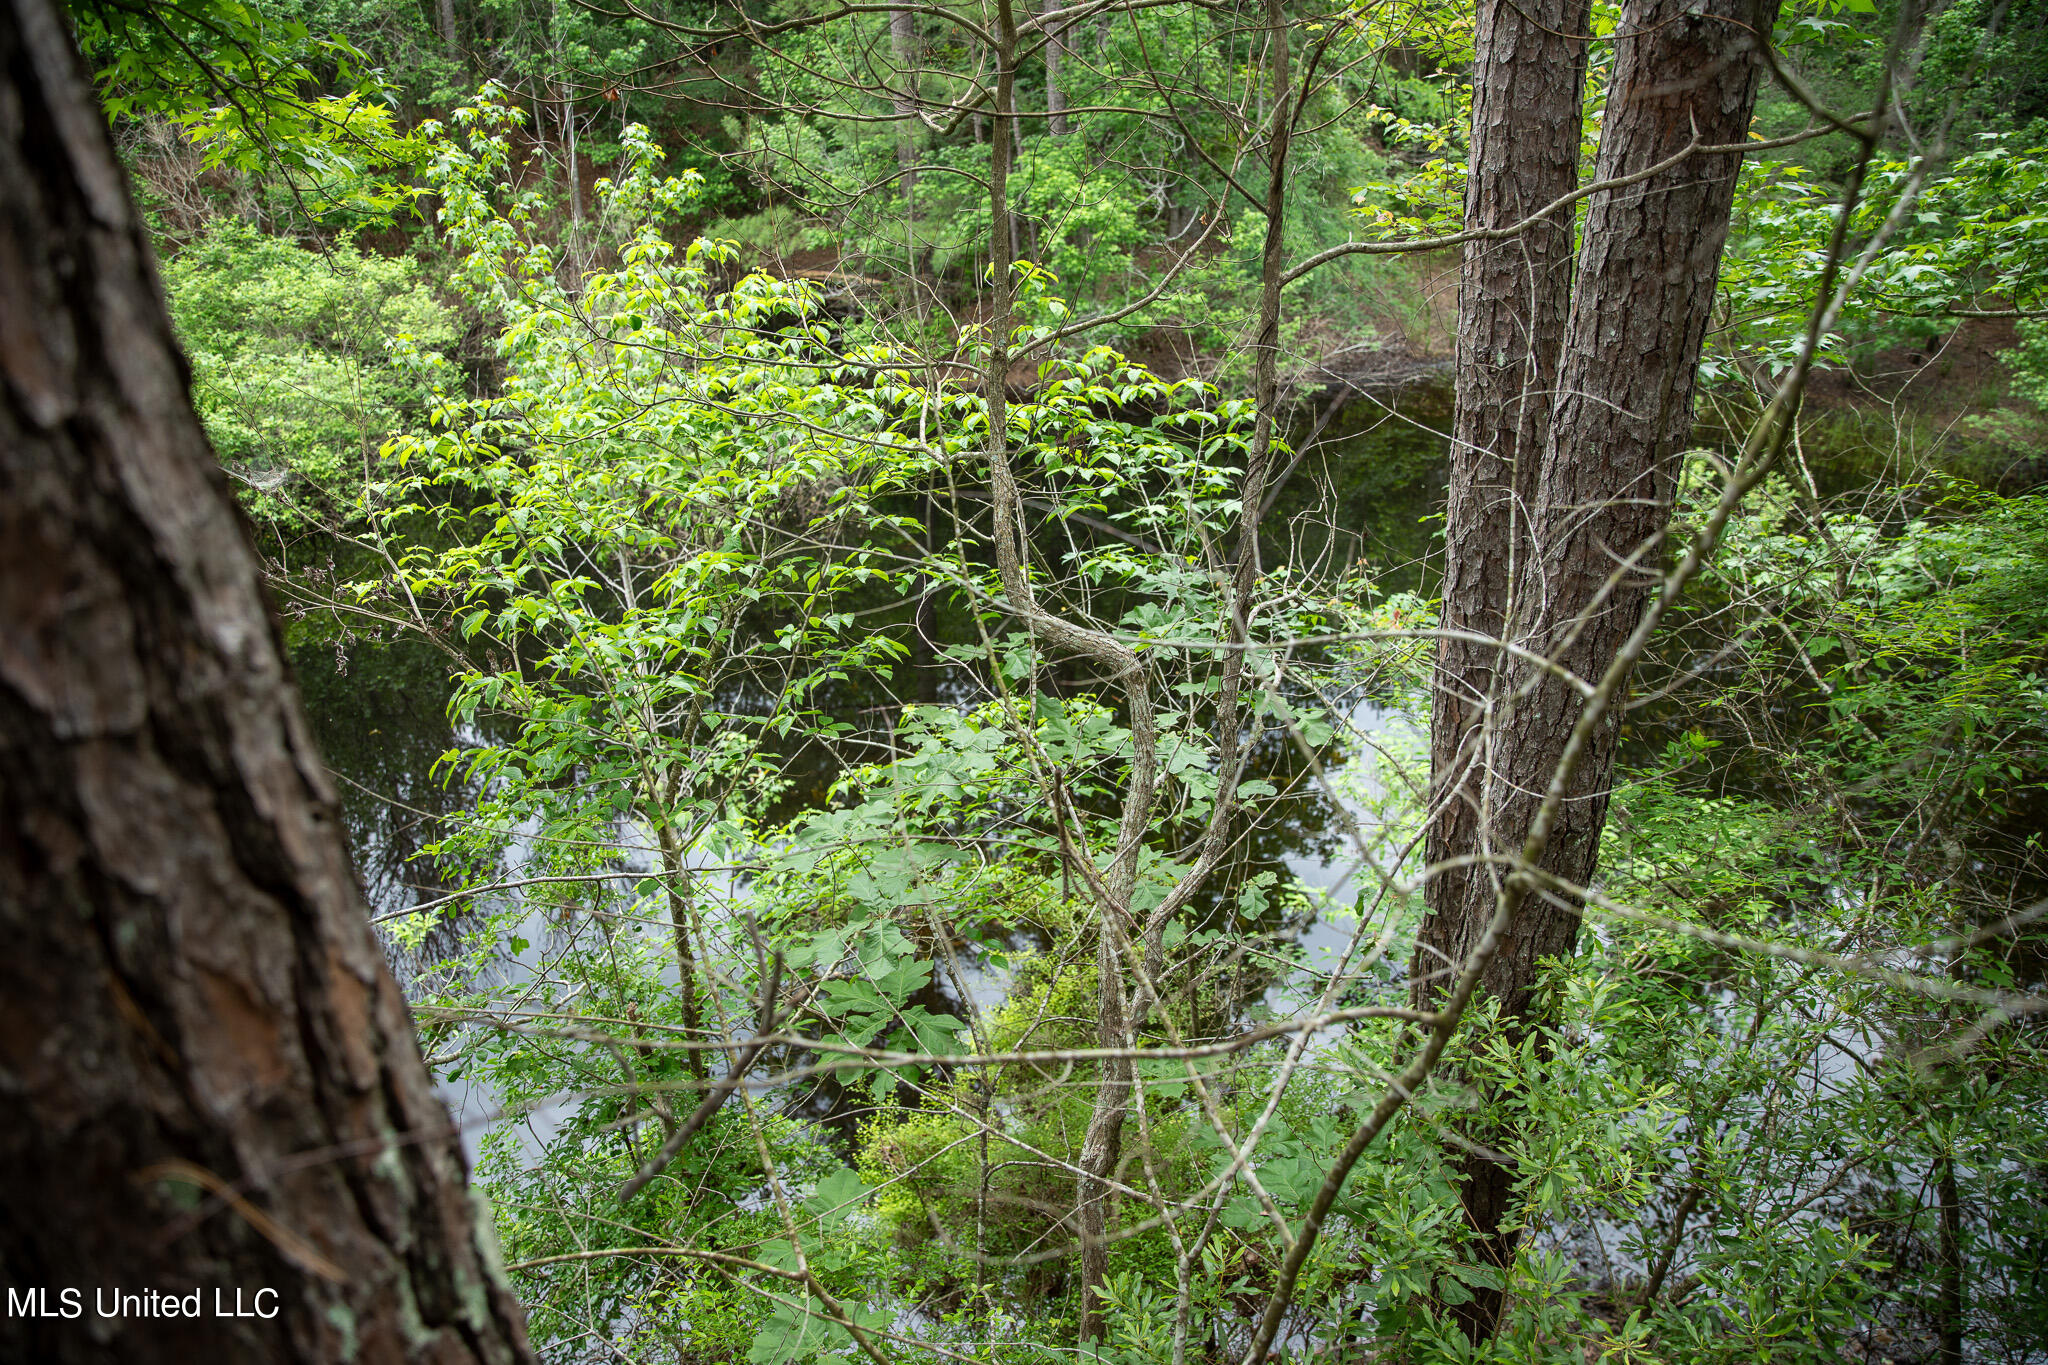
[
  {"xmin": 984, "ymin": 3, "xmax": 1118, "ymax": 1334},
  {"xmin": 1010, "ymin": 116, "xmax": 1032, "ymax": 263},
  {"xmin": 656, "ymin": 831, "xmax": 709, "ymax": 1084},
  {"xmin": 913, "ymin": 493, "xmax": 940, "ymax": 704},
  {"xmin": 561, "ymin": 80, "xmax": 582, "ymax": 232},
  {"xmin": 1937, "ymin": 1153, "xmax": 1964, "ymax": 1365},
  {"xmin": 438, "ymin": 0, "xmax": 461, "ymax": 57},
  {"xmin": 1043, "ymin": 0, "xmax": 1068, "ymax": 135},
  {"xmin": 981, "ymin": 0, "xmax": 1158, "ymax": 1339},
  {"xmin": 1416, "ymin": 0, "xmax": 1781, "ymax": 1340},
  {"xmin": 1074, "ymin": 927, "xmax": 1130, "ymax": 1344},
  {"xmin": 0, "ymin": 3, "xmax": 534, "ymax": 1360},
  {"xmin": 891, "ymin": 8, "xmax": 919, "ymax": 192},
  {"xmin": 980, "ymin": 2, "xmax": 1136, "ymax": 1331}
]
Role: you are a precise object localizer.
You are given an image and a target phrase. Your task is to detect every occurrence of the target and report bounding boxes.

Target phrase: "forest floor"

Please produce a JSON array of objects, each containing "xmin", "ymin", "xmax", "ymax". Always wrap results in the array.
[{"xmin": 1800, "ymin": 315, "xmax": 2048, "ymax": 489}]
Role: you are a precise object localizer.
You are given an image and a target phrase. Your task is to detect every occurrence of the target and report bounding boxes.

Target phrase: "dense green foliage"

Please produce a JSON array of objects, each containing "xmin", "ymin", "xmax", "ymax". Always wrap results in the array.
[
  {"xmin": 164, "ymin": 219, "xmax": 456, "ymax": 521},
  {"xmin": 97, "ymin": 0, "xmax": 2048, "ymax": 1359}
]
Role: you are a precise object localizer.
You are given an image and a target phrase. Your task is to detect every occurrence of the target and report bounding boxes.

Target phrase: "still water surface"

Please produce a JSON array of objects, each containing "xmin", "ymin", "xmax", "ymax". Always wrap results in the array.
[{"xmin": 286, "ymin": 383, "xmax": 1455, "ymax": 1149}]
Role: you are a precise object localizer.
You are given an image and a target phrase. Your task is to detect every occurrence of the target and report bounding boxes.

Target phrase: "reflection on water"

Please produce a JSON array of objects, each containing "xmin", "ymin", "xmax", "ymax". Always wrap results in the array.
[
  {"xmin": 290, "ymin": 380, "xmax": 1453, "ymax": 937},
  {"xmin": 282, "ymin": 379, "xmax": 1455, "ymax": 1155},
  {"xmin": 1262, "ymin": 383, "xmax": 1452, "ymax": 598},
  {"xmin": 289, "ymin": 619, "xmax": 478, "ymax": 971},
  {"xmin": 277, "ymin": 375, "xmax": 2048, "ymax": 1354}
]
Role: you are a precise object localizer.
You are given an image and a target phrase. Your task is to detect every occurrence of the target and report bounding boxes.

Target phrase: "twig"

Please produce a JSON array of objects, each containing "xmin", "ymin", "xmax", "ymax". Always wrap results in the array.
[{"xmin": 617, "ymin": 952, "xmax": 783, "ymax": 1203}]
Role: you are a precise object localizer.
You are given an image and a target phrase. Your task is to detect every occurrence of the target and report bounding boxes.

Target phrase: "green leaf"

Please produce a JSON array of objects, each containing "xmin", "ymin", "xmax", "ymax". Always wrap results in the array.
[{"xmin": 803, "ymin": 1169, "xmax": 872, "ymax": 1228}]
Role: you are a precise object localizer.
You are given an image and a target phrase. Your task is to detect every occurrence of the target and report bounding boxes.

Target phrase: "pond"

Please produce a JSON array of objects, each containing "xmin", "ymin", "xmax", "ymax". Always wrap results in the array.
[
  {"xmin": 282, "ymin": 377, "xmax": 1457, "ymax": 1154},
  {"xmin": 284, "ymin": 367, "xmax": 2045, "ymax": 1124},
  {"xmin": 279, "ymin": 377, "xmax": 2048, "ymax": 1357}
]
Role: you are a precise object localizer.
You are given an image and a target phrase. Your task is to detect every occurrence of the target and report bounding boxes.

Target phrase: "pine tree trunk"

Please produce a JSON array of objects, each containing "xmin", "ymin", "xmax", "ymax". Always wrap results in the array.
[
  {"xmin": 0, "ymin": 3, "xmax": 535, "ymax": 1360},
  {"xmin": 1414, "ymin": 0, "xmax": 1590, "ymax": 1333},
  {"xmin": 1415, "ymin": 0, "xmax": 1781, "ymax": 1339},
  {"xmin": 1418, "ymin": 0, "xmax": 1591, "ymax": 1006},
  {"xmin": 1512, "ymin": 0, "xmax": 1781, "ymax": 981}
]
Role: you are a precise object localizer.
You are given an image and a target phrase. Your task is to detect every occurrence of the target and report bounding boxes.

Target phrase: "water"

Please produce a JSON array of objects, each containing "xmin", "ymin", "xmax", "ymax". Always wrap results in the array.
[
  {"xmin": 279, "ymin": 379, "xmax": 2048, "ymax": 1357},
  {"xmin": 285, "ymin": 377, "xmax": 1454, "ymax": 937},
  {"xmin": 282, "ymin": 380, "xmax": 1456, "ymax": 1160}
]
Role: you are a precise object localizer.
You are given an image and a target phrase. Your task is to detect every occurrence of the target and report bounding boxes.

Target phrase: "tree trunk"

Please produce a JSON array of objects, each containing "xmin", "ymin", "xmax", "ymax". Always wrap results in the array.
[
  {"xmin": 1414, "ymin": 0, "xmax": 1590, "ymax": 1334},
  {"xmin": 912, "ymin": 493, "xmax": 940, "ymax": 704},
  {"xmin": 1416, "ymin": 0, "xmax": 1780, "ymax": 1339},
  {"xmin": 1937, "ymin": 1153, "xmax": 1965, "ymax": 1365},
  {"xmin": 891, "ymin": 8, "xmax": 919, "ymax": 193},
  {"xmin": 1516, "ymin": 0, "xmax": 1780, "ymax": 971},
  {"xmin": 560, "ymin": 80, "xmax": 582, "ymax": 233},
  {"xmin": 0, "ymin": 3, "xmax": 535, "ymax": 1361},
  {"xmin": 1419, "ymin": 0, "xmax": 1590, "ymax": 1007},
  {"xmin": 438, "ymin": 0, "xmax": 461, "ymax": 58},
  {"xmin": 1043, "ymin": 0, "xmax": 1068, "ymax": 135}
]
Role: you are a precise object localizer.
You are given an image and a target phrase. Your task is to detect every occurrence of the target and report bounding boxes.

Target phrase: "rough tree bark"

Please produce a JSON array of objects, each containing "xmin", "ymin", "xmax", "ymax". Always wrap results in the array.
[
  {"xmin": 1415, "ymin": 0, "xmax": 1781, "ymax": 1338},
  {"xmin": 1418, "ymin": 0, "xmax": 1591, "ymax": 1003},
  {"xmin": 1517, "ymin": 0, "xmax": 1784, "ymax": 929},
  {"xmin": 1412, "ymin": 0, "xmax": 1590, "ymax": 1333},
  {"xmin": 0, "ymin": 2, "xmax": 535, "ymax": 1361}
]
